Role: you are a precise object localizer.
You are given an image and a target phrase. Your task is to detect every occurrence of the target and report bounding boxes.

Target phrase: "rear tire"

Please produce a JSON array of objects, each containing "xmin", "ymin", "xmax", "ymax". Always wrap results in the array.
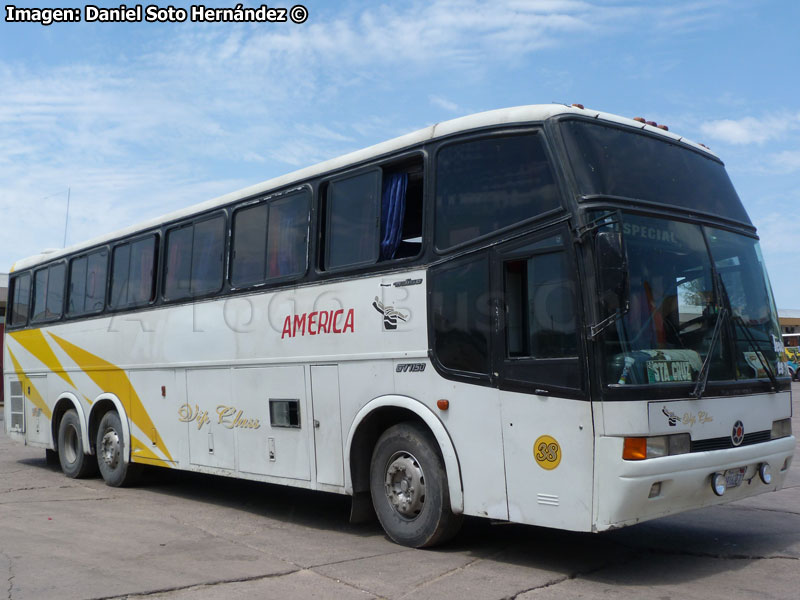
[
  {"xmin": 96, "ymin": 411, "xmax": 141, "ymax": 487},
  {"xmin": 57, "ymin": 409, "xmax": 97, "ymax": 478},
  {"xmin": 369, "ymin": 422, "xmax": 462, "ymax": 547}
]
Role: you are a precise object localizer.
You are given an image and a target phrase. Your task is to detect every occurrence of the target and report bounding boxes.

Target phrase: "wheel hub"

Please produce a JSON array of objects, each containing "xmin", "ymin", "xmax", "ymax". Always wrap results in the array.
[
  {"xmin": 100, "ymin": 428, "xmax": 121, "ymax": 469},
  {"xmin": 384, "ymin": 451, "xmax": 426, "ymax": 518}
]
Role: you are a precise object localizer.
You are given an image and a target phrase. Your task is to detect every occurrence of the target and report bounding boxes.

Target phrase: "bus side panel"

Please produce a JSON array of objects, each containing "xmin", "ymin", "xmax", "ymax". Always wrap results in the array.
[
  {"xmin": 25, "ymin": 375, "xmax": 49, "ymax": 447},
  {"xmin": 500, "ymin": 392, "xmax": 594, "ymax": 531},
  {"xmin": 389, "ymin": 367, "xmax": 509, "ymax": 521}
]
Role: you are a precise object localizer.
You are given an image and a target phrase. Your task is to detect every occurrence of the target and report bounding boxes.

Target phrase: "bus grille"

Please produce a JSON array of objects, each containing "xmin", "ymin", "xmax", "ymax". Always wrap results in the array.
[{"xmin": 690, "ymin": 430, "xmax": 771, "ymax": 452}]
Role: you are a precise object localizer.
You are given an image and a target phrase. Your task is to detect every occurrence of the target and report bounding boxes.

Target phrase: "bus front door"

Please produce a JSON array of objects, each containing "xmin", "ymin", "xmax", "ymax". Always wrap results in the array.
[{"xmin": 492, "ymin": 227, "xmax": 594, "ymax": 531}]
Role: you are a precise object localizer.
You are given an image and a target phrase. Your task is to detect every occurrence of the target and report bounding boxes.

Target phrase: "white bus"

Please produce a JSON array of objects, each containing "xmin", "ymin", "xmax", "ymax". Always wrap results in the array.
[{"xmin": 3, "ymin": 104, "xmax": 795, "ymax": 547}]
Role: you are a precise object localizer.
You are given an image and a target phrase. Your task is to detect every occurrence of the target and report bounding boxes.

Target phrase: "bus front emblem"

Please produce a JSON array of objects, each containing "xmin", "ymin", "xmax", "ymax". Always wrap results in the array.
[{"xmin": 731, "ymin": 420, "xmax": 745, "ymax": 446}]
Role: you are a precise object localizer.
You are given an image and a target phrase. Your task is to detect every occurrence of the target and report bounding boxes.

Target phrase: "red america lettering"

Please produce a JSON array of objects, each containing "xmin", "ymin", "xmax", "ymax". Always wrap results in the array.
[{"xmin": 281, "ymin": 308, "xmax": 355, "ymax": 339}]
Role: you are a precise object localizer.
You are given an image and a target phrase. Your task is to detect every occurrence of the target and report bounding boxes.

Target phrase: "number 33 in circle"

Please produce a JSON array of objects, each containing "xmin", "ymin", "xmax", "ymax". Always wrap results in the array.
[{"xmin": 533, "ymin": 435, "xmax": 562, "ymax": 470}]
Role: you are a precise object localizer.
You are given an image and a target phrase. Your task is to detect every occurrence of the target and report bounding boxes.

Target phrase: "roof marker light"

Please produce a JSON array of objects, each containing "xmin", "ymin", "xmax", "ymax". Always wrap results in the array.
[
  {"xmin": 657, "ymin": 124, "xmax": 669, "ymax": 131},
  {"xmin": 633, "ymin": 117, "xmax": 646, "ymax": 123},
  {"xmin": 646, "ymin": 121, "xmax": 658, "ymax": 127},
  {"xmin": 572, "ymin": 103, "xmax": 585, "ymax": 109}
]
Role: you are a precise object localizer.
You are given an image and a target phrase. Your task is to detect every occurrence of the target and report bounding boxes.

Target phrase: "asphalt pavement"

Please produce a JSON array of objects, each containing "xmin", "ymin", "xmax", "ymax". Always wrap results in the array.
[{"xmin": 1, "ymin": 386, "xmax": 798, "ymax": 600}]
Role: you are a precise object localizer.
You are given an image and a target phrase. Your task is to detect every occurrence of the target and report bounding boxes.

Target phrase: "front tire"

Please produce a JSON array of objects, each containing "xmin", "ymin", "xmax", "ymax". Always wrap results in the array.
[
  {"xmin": 369, "ymin": 422, "xmax": 462, "ymax": 547},
  {"xmin": 57, "ymin": 409, "xmax": 97, "ymax": 478},
  {"xmin": 96, "ymin": 411, "xmax": 141, "ymax": 487}
]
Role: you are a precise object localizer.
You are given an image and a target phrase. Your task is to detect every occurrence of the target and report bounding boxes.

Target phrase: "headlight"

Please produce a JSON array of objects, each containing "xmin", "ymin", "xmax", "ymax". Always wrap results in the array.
[
  {"xmin": 770, "ymin": 418, "xmax": 792, "ymax": 439},
  {"xmin": 622, "ymin": 434, "xmax": 691, "ymax": 460}
]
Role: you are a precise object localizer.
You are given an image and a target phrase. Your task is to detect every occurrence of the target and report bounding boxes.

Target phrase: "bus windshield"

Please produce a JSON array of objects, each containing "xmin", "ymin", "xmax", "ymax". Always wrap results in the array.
[
  {"xmin": 562, "ymin": 119, "xmax": 752, "ymax": 226},
  {"xmin": 598, "ymin": 212, "xmax": 783, "ymax": 389}
]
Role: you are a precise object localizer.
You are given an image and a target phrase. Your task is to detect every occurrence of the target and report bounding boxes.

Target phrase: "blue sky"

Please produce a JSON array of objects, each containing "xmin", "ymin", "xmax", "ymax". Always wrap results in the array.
[{"xmin": 1, "ymin": 0, "xmax": 799, "ymax": 307}]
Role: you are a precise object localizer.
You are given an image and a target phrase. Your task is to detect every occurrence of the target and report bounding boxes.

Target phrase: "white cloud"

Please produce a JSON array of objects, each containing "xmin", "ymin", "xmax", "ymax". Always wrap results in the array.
[
  {"xmin": 429, "ymin": 95, "xmax": 461, "ymax": 113},
  {"xmin": 770, "ymin": 150, "xmax": 800, "ymax": 174},
  {"xmin": 699, "ymin": 112, "xmax": 800, "ymax": 145}
]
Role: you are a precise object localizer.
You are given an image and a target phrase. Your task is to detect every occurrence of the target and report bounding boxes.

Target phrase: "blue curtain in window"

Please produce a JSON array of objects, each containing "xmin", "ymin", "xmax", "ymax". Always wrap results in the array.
[{"xmin": 380, "ymin": 173, "xmax": 407, "ymax": 260}]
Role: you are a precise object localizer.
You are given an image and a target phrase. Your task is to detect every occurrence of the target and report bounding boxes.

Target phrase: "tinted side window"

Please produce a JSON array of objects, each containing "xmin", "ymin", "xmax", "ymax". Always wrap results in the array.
[
  {"xmin": 164, "ymin": 225, "xmax": 193, "ymax": 300},
  {"xmin": 45, "ymin": 263, "xmax": 66, "ymax": 319},
  {"xmin": 504, "ymin": 241, "xmax": 577, "ymax": 358},
  {"xmin": 435, "ymin": 134, "xmax": 560, "ymax": 251},
  {"xmin": 231, "ymin": 191, "xmax": 310, "ymax": 286},
  {"xmin": 326, "ymin": 171, "xmax": 380, "ymax": 270},
  {"xmin": 110, "ymin": 236, "xmax": 157, "ymax": 309},
  {"xmin": 10, "ymin": 273, "xmax": 31, "ymax": 326},
  {"xmin": 430, "ymin": 253, "xmax": 491, "ymax": 376},
  {"xmin": 128, "ymin": 237, "xmax": 157, "ymax": 306},
  {"xmin": 31, "ymin": 264, "xmax": 65, "ymax": 322},
  {"xmin": 68, "ymin": 250, "xmax": 107, "ymax": 316},
  {"xmin": 191, "ymin": 216, "xmax": 225, "ymax": 295},
  {"xmin": 85, "ymin": 250, "xmax": 108, "ymax": 313},
  {"xmin": 110, "ymin": 244, "xmax": 131, "ymax": 309},
  {"xmin": 32, "ymin": 269, "xmax": 48, "ymax": 322},
  {"xmin": 231, "ymin": 203, "xmax": 268, "ymax": 286},
  {"xmin": 68, "ymin": 256, "xmax": 88, "ymax": 315},
  {"xmin": 164, "ymin": 216, "xmax": 224, "ymax": 300},
  {"xmin": 266, "ymin": 193, "xmax": 309, "ymax": 279}
]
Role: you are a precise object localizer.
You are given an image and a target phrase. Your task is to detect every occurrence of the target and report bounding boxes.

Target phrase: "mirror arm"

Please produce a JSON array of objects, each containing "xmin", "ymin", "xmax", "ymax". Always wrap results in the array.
[{"xmin": 588, "ymin": 300, "xmax": 630, "ymax": 340}]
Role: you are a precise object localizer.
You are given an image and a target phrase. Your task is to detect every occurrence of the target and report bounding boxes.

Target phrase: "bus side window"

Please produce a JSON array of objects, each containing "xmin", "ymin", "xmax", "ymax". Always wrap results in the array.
[
  {"xmin": 380, "ymin": 159, "xmax": 424, "ymax": 261},
  {"xmin": 429, "ymin": 252, "xmax": 491, "ymax": 378},
  {"xmin": 9, "ymin": 273, "xmax": 31, "ymax": 327},
  {"xmin": 68, "ymin": 249, "xmax": 107, "ymax": 316},
  {"xmin": 435, "ymin": 133, "xmax": 560, "ymax": 251},
  {"xmin": 324, "ymin": 170, "xmax": 381, "ymax": 271},
  {"xmin": 164, "ymin": 215, "xmax": 224, "ymax": 300},
  {"xmin": 231, "ymin": 203, "xmax": 268, "ymax": 287},
  {"xmin": 504, "ymin": 247, "xmax": 577, "ymax": 359},
  {"xmin": 265, "ymin": 191, "xmax": 310, "ymax": 280},
  {"xmin": 68, "ymin": 256, "xmax": 88, "ymax": 315},
  {"xmin": 31, "ymin": 263, "xmax": 65, "ymax": 323},
  {"xmin": 110, "ymin": 235, "xmax": 157, "ymax": 309},
  {"xmin": 321, "ymin": 158, "xmax": 423, "ymax": 272},
  {"xmin": 231, "ymin": 190, "xmax": 310, "ymax": 287}
]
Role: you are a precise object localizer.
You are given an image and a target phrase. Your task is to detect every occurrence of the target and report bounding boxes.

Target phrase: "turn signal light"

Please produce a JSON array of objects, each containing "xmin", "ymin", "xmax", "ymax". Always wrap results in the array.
[
  {"xmin": 622, "ymin": 438, "xmax": 647, "ymax": 460},
  {"xmin": 436, "ymin": 399, "xmax": 450, "ymax": 411}
]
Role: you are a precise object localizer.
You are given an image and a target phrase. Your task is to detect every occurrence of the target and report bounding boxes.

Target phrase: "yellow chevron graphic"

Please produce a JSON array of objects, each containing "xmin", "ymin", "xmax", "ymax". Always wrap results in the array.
[
  {"xmin": 10, "ymin": 328, "xmax": 78, "ymax": 390},
  {"xmin": 7, "ymin": 348, "xmax": 52, "ymax": 420},
  {"xmin": 131, "ymin": 435, "xmax": 173, "ymax": 467},
  {"xmin": 48, "ymin": 333, "xmax": 174, "ymax": 463}
]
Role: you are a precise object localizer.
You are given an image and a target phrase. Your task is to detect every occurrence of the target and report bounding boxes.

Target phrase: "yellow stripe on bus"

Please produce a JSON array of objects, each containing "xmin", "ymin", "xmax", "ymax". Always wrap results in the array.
[
  {"xmin": 7, "ymin": 348, "xmax": 53, "ymax": 420},
  {"xmin": 130, "ymin": 435, "xmax": 174, "ymax": 467},
  {"xmin": 48, "ymin": 333, "xmax": 174, "ymax": 463},
  {"xmin": 9, "ymin": 328, "xmax": 78, "ymax": 390}
]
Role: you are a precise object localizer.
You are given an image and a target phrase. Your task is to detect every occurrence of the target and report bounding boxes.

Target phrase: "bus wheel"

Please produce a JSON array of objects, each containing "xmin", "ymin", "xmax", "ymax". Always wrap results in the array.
[
  {"xmin": 369, "ymin": 422, "xmax": 462, "ymax": 547},
  {"xmin": 57, "ymin": 409, "xmax": 97, "ymax": 478},
  {"xmin": 96, "ymin": 411, "xmax": 141, "ymax": 487}
]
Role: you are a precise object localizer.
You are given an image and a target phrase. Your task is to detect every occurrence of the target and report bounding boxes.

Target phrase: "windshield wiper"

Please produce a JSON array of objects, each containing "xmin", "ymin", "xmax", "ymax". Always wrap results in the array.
[
  {"xmin": 692, "ymin": 307, "xmax": 727, "ymax": 400},
  {"xmin": 732, "ymin": 315, "xmax": 779, "ymax": 391}
]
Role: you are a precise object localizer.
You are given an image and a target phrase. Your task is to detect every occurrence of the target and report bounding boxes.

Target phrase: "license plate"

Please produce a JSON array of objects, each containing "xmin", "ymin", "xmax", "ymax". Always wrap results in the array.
[{"xmin": 725, "ymin": 467, "xmax": 746, "ymax": 488}]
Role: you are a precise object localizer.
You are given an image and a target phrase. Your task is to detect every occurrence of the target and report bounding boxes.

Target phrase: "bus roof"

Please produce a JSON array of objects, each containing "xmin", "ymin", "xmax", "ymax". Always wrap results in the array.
[{"xmin": 10, "ymin": 103, "xmax": 714, "ymax": 273}]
